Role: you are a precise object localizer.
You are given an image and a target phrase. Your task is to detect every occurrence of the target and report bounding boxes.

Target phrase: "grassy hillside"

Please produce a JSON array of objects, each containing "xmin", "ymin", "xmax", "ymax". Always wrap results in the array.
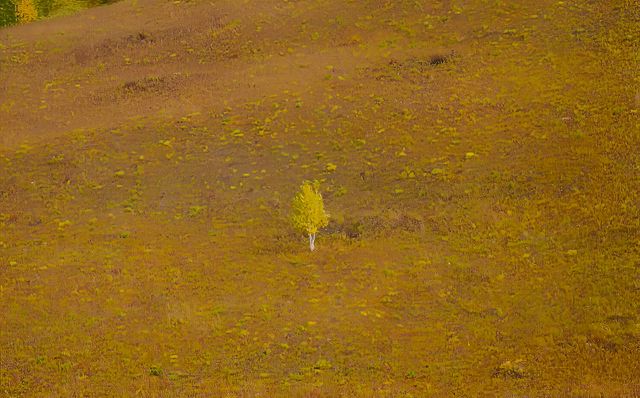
[{"xmin": 1, "ymin": 0, "xmax": 639, "ymax": 396}]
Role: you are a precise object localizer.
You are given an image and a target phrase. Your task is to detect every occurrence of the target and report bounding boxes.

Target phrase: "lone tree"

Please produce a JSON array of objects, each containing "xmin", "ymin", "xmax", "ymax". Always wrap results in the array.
[{"xmin": 291, "ymin": 180, "xmax": 329, "ymax": 251}]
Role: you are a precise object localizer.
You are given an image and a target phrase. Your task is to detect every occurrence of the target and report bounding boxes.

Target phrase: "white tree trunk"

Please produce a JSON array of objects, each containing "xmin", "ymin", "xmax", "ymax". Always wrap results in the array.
[{"xmin": 309, "ymin": 233, "xmax": 316, "ymax": 251}]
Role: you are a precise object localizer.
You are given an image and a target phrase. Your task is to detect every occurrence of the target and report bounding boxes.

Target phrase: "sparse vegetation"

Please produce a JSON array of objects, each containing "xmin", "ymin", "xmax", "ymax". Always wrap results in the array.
[{"xmin": 0, "ymin": 0, "xmax": 638, "ymax": 396}]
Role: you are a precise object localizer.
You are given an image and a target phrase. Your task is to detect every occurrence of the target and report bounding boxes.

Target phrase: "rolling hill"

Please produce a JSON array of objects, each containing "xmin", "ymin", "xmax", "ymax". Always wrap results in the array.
[{"xmin": 1, "ymin": 0, "xmax": 639, "ymax": 396}]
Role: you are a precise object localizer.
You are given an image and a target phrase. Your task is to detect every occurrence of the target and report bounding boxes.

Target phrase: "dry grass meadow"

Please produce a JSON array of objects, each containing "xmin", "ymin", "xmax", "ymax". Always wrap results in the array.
[{"xmin": 1, "ymin": 0, "xmax": 639, "ymax": 396}]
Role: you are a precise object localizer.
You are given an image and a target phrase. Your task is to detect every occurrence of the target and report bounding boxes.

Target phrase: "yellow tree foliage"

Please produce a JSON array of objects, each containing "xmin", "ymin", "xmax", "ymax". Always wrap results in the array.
[
  {"xmin": 15, "ymin": 0, "xmax": 38, "ymax": 23},
  {"xmin": 291, "ymin": 180, "xmax": 329, "ymax": 251}
]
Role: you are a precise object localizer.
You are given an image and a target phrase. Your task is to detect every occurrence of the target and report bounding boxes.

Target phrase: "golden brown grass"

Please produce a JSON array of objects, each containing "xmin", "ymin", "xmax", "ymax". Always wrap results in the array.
[{"xmin": 1, "ymin": 0, "xmax": 639, "ymax": 396}]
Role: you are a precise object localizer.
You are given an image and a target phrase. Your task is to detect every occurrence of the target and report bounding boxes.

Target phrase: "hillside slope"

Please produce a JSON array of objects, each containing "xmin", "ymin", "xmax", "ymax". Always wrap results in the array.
[{"xmin": 1, "ymin": 0, "xmax": 639, "ymax": 396}]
